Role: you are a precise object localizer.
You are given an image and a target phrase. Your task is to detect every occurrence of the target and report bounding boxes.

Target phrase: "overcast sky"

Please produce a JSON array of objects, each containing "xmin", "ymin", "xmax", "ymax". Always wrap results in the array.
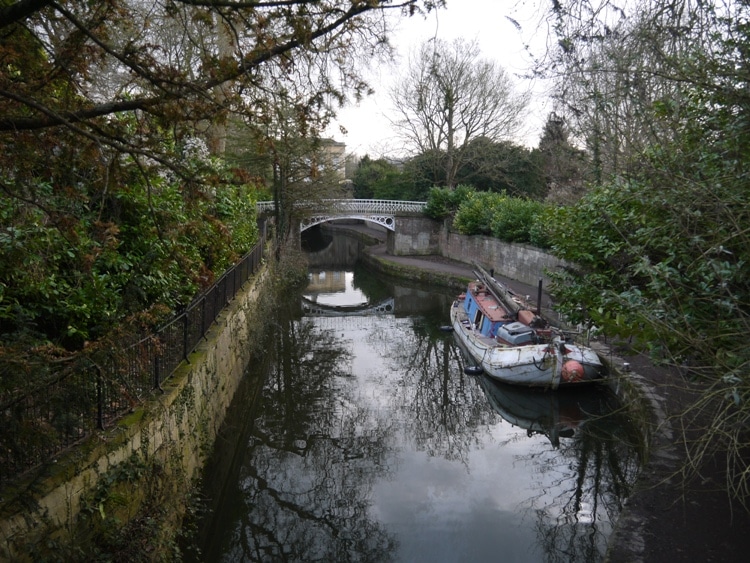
[{"xmin": 326, "ymin": 0, "xmax": 554, "ymax": 157}]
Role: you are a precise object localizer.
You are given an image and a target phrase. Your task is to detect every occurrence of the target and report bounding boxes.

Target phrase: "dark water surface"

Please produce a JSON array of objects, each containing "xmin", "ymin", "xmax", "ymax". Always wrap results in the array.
[{"xmin": 185, "ymin": 238, "xmax": 644, "ymax": 562}]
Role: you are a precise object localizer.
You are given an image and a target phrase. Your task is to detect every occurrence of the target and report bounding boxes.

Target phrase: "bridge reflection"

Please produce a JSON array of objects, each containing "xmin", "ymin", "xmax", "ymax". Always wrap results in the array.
[
  {"xmin": 301, "ymin": 296, "xmax": 395, "ymax": 317},
  {"xmin": 300, "ymin": 230, "xmax": 450, "ymax": 327}
]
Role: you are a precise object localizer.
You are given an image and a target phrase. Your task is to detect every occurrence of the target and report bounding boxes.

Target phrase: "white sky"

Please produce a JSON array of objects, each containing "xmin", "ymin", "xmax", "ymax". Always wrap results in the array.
[{"xmin": 326, "ymin": 0, "xmax": 554, "ymax": 157}]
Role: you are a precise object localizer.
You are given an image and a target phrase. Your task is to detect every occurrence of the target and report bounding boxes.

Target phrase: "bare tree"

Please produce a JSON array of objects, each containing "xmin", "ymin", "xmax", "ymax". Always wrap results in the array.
[
  {"xmin": 390, "ymin": 38, "xmax": 529, "ymax": 188},
  {"xmin": 546, "ymin": 0, "xmax": 720, "ymax": 180}
]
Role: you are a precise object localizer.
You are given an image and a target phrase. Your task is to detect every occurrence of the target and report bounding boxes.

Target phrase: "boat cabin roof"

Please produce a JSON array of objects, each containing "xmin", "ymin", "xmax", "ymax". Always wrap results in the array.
[{"xmin": 468, "ymin": 281, "xmax": 513, "ymax": 323}]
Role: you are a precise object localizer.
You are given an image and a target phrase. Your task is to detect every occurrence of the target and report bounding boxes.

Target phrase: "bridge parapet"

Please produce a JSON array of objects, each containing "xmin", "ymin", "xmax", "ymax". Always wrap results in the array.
[{"xmin": 257, "ymin": 199, "xmax": 426, "ymax": 214}]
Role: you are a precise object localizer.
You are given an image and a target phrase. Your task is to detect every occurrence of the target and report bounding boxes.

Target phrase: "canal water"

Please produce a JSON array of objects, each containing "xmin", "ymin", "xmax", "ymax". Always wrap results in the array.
[{"xmin": 184, "ymin": 233, "xmax": 644, "ymax": 563}]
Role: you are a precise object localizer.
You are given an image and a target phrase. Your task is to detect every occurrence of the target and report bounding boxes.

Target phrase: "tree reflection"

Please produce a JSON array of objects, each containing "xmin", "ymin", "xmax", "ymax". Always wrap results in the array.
[
  {"xmin": 367, "ymin": 309, "xmax": 497, "ymax": 465},
  {"xmin": 475, "ymin": 378, "xmax": 643, "ymax": 563},
  {"xmin": 194, "ymin": 260, "xmax": 646, "ymax": 563},
  {"xmin": 368, "ymin": 302, "xmax": 642, "ymax": 562},
  {"xmin": 222, "ymin": 311, "xmax": 397, "ymax": 562}
]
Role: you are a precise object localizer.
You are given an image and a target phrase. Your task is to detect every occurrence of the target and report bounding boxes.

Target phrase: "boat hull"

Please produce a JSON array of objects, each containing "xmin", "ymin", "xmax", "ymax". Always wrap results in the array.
[{"xmin": 451, "ymin": 300, "xmax": 603, "ymax": 389}]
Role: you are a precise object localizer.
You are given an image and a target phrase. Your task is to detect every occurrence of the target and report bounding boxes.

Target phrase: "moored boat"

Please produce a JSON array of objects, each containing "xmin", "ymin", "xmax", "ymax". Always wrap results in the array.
[{"xmin": 450, "ymin": 266, "xmax": 604, "ymax": 388}]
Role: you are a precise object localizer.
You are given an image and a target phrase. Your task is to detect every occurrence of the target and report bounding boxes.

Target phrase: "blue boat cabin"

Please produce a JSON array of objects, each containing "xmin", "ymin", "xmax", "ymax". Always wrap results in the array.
[{"xmin": 462, "ymin": 281, "xmax": 537, "ymax": 346}]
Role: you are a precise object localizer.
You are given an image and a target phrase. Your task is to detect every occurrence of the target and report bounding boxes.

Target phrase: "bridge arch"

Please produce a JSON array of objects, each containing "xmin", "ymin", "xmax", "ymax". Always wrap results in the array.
[
  {"xmin": 301, "ymin": 297, "xmax": 395, "ymax": 316},
  {"xmin": 300, "ymin": 214, "xmax": 395, "ymax": 232}
]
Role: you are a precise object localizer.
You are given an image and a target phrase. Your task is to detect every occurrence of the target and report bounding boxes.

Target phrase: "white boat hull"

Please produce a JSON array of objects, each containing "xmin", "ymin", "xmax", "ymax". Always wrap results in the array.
[{"xmin": 451, "ymin": 300, "xmax": 603, "ymax": 389}]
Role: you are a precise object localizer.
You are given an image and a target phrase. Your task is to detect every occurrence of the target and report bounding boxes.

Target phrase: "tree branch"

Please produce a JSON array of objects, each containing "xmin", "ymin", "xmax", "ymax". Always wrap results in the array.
[
  {"xmin": 0, "ymin": 89, "xmax": 153, "ymax": 130},
  {"xmin": 0, "ymin": 0, "xmax": 440, "ymax": 131},
  {"xmin": 174, "ymin": 0, "xmax": 318, "ymax": 7},
  {"xmin": 0, "ymin": 0, "xmax": 54, "ymax": 29}
]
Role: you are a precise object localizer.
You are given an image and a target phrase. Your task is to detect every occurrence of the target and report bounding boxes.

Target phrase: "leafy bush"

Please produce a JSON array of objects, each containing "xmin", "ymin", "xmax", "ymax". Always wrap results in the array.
[
  {"xmin": 453, "ymin": 191, "xmax": 499, "ymax": 235},
  {"xmin": 0, "ymin": 134, "xmax": 260, "ymax": 353},
  {"xmin": 423, "ymin": 185, "xmax": 475, "ymax": 220},
  {"xmin": 451, "ymin": 191, "xmax": 552, "ymax": 246},
  {"xmin": 527, "ymin": 215, "xmax": 552, "ymax": 249},
  {"xmin": 489, "ymin": 197, "xmax": 549, "ymax": 244}
]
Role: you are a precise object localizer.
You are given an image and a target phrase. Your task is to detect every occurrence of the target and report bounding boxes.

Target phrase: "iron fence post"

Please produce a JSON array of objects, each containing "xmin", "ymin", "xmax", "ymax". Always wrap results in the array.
[
  {"xmin": 96, "ymin": 365, "xmax": 104, "ymax": 430},
  {"xmin": 154, "ymin": 354, "xmax": 161, "ymax": 391},
  {"xmin": 201, "ymin": 296, "xmax": 207, "ymax": 340},
  {"xmin": 183, "ymin": 313, "xmax": 190, "ymax": 363}
]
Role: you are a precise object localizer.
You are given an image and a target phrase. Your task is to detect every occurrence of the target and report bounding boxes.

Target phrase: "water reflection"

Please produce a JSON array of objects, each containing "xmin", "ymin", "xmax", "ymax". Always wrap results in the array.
[
  {"xmin": 304, "ymin": 271, "xmax": 369, "ymax": 307},
  {"xmin": 476, "ymin": 377, "xmax": 642, "ymax": 561},
  {"xmin": 230, "ymin": 316, "xmax": 396, "ymax": 561},
  {"xmin": 476, "ymin": 377, "xmax": 619, "ymax": 448},
  {"xmin": 188, "ymin": 249, "xmax": 643, "ymax": 562}
]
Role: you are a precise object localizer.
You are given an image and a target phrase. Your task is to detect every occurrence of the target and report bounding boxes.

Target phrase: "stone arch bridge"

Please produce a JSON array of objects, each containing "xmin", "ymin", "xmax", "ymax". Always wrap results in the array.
[{"xmin": 257, "ymin": 199, "xmax": 440, "ymax": 255}]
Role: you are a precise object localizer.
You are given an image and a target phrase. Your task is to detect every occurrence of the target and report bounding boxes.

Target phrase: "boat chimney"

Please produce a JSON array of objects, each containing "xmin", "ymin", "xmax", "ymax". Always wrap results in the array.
[{"xmin": 536, "ymin": 278, "xmax": 543, "ymax": 316}]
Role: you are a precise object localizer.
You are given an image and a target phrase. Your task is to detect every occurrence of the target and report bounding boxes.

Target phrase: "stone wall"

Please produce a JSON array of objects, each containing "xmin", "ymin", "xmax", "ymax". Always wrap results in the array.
[
  {"xmin": 387, "ymin": 215, "xmax": 442, "ymax": 255},
  {"xmin": 439, "ymin": 228, "xmax": 569, "ymax": 288},
  {"xmin": 380, "ymin": 216, "xmax": 568, "ymax": 288},
  {"xmin": 0, "ymin": 268, "xmax": 268, "ymax": 560}
]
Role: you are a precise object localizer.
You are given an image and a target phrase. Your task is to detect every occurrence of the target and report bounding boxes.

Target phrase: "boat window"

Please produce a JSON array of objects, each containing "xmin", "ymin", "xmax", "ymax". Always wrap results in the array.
[{"xmin": 473, "ymin": 310, "xmax": 483, "ymax": 329}]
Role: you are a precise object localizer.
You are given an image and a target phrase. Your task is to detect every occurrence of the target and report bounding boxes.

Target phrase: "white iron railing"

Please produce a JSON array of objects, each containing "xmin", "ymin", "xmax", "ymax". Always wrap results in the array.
[{"xmin": 256, "ymin": 199, "xmax": 427, "ymax": 214}]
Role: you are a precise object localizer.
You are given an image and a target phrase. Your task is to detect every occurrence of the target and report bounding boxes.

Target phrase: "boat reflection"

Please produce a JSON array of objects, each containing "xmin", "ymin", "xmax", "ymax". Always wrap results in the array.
[{"xmin": 476, "ymin": 375, "xmax": 618, "ymax": 448}]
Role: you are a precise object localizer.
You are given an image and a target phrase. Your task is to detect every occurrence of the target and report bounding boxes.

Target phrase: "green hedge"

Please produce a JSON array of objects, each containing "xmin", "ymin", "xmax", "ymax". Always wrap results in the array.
[{"xmin": 426, "ymin": 187, "xmax": 551, "ymax": 248}]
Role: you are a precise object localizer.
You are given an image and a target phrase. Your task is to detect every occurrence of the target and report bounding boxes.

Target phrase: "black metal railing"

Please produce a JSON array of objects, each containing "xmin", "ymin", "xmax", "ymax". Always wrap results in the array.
[{"xmin": 1, "ymin": 225, "xmax": 267, "ymax": 483}]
